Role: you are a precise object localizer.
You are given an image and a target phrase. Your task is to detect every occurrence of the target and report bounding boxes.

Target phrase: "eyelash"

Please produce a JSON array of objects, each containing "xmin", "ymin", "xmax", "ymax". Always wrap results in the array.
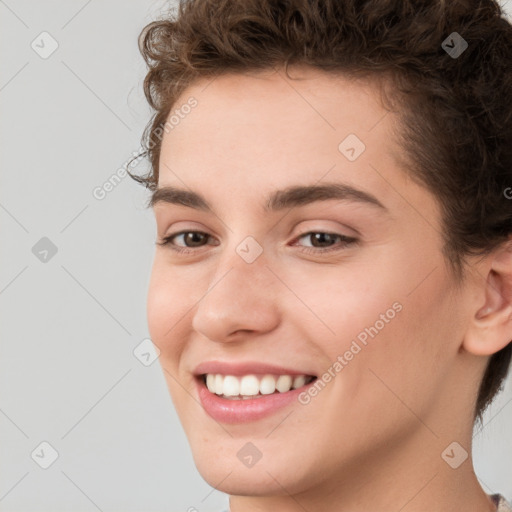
[{"xmin": 156, "ymin": 230, "xmax": 358, "ymax": 255}]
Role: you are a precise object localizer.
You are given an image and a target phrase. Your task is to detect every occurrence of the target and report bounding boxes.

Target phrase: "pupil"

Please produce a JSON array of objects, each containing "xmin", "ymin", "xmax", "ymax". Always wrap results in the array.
[
  {"xmin": 187, "ymin": 232, "xmax": 205, "ymax": 247},
  {"xmin": 312, "ymin": 233, "xmax": 334, "ymax": 247}
]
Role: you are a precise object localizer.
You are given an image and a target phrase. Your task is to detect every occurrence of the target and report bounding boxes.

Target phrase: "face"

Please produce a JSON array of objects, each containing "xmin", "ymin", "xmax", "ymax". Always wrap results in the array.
[{"xmin": 146, "ymin": 67, "xmax": 476, "ymax": 497}]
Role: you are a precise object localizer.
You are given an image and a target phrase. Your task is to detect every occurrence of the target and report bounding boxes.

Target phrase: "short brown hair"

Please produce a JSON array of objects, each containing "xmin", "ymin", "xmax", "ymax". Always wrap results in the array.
[{"xmin": 129, "ymin": 0, "xmax": 512, "ymax": 424}]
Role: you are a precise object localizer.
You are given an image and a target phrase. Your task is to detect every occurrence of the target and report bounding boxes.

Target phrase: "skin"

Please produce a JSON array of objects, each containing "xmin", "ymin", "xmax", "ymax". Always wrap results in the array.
[{"xmin": 146, "ymin": 65, "xmax": 512, "ymax": 512}]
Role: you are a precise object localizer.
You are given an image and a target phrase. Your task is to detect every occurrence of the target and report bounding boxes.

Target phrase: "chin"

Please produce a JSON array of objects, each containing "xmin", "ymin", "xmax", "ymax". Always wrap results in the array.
[
  {"xmin": 197, "ymin": 463, "xmax": 302, "ymax": 497},
  {"xmin": 190, "ymin": 443, "xmax": 316, "ymax": 497}
]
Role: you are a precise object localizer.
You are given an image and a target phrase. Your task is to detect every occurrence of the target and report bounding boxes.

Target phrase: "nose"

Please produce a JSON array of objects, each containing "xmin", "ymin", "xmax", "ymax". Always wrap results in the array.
[{"xmin": 191, "ymin": 248, "xmax": 281, "ymax": 343}]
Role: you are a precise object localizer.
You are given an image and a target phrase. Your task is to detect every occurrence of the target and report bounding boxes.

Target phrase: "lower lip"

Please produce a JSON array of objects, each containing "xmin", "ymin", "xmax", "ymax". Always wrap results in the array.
[{"xmin": 196, "ymin": 376, "xmax": 316, "ymax": 424}]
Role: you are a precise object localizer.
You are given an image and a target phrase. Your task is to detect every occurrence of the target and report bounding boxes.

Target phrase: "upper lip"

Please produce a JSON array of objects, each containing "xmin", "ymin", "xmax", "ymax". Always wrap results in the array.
[{"xmin": 193, "ymin": 360, "xmax": 317, "ymax": 377}]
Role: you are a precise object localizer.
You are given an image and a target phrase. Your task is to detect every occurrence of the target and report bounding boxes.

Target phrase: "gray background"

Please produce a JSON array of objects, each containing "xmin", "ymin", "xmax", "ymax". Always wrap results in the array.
[{"xmin": 1, "ymin": 1, "xmax": 511, "ymax": 511}]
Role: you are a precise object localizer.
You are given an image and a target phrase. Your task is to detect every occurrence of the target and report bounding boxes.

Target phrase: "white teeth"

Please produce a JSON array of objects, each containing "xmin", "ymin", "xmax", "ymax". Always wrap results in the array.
[
  {"xmin": 222, "ymin": 375, "xmax": 240, "ymax": 397},
  {"xmin": 239, "ymin": 375, "xmax": 260, "ymax": 396},
  {"xmin": 203, "ymin": 373, "xmax": 314, "ymax": 398},
  {"xmin": 292, "ymin": 375, "xmax": 306, "ymax": 389},
  {"xmin": 276, "ymin": 375, "xmax": 293, "ymax": 393},
  {"xmin": 214, "ymin": 374, "xmax": 223, "ymax": 392},
  {"xmin": 206, "ymin": 374, "xmax": 215, "ymax": 393},
  {"xmin": 259, "ymin": 375, "xmax": 276, "ymax": 395}
]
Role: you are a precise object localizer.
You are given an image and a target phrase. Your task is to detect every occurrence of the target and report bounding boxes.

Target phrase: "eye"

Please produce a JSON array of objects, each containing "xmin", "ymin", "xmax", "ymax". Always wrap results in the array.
[
  {"xmin": 291, "ymin": 231, "xmax": 358, "ymax": 254},
  {"xmin": 156, "ymin": 230, "xmax": 215, "ymax": 254},
  {"xmin": 157, "ymin": 230, "xmax": 357, "ymax": 256}
]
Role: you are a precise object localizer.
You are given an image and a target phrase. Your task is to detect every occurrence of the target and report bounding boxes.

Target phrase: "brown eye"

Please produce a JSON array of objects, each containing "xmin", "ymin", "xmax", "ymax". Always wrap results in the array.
[
  {"xmin": 305, "ymin": 232, "xmax": 338, "ymax": 248},
  {"xmin": 178, "ymin": 231, "xmax": 209, "ymax": 247},
  {"xmin": 293, "ymin": 231, "xmax": 358, "ymax": 254},
  {"xmin": 157, "ymin": 230, "xmax": 213, "ymax": 252},
  {"xmin": 157, "ymin": 230, "xmax": 357, "ymax": 256}
]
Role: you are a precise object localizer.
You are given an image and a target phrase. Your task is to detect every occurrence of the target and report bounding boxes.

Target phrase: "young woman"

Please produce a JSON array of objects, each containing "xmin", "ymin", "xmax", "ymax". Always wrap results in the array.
[{"xmin": 129, "ymin": 0, "xmax": 512, "ymax": 510}]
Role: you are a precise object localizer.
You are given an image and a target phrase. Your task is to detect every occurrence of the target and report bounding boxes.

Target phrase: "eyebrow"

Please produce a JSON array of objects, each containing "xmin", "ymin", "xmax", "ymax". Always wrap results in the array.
[{"xmin": 149, "ymin": 182, "xmax": 387, "ymax": 213}]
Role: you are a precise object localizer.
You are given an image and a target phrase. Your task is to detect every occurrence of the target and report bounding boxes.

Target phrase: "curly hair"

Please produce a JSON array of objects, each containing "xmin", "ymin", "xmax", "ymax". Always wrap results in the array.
[{"xmin": 129, "ymin": 0, "xmax": 512, "ymax": 424}]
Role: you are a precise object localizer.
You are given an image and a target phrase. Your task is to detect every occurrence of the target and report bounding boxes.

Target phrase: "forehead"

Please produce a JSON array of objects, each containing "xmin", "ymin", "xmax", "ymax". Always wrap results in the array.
[
  {"xmin": 166, "ymin": 66, "xmax": 390, "ymax": 140},
  {"xmin": 155, "ymin": 66, "xmax": 436, "ymax": 225}
]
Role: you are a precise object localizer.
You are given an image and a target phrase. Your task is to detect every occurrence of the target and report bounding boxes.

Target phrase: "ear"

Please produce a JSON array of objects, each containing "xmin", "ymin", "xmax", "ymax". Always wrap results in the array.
[{"xmin": 463, "ymin": 241, "xmax": 512, "ymax": 356}]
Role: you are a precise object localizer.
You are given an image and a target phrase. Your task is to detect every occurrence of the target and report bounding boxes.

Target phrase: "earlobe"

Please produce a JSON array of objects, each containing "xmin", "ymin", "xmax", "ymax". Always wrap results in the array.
[{"xmin": 463, "ymin": 243, "xmax": 512, "ymax": 356}]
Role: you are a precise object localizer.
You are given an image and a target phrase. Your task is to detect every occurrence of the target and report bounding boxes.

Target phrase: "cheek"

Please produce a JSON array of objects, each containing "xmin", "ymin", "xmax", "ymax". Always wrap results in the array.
[
  {"xmin": 309, "ymin": 253, "xmax": 459, "ymax": 412},
  {"xmin": 294, "ymin": 261, "xmax": 403, "ymax": 355},
  {"xmin": 146, "ymin": 262, "xmax": 190, "ymax": 358},
  {"xmin": 146, "ymin": 279, "xmax": 169, "ymax": 345},
  {"xmin": 333, "ymin": 269, "xmax": 461, "ymax": 430},
  {"xmin": 146, "ymin": 265, "xmax": 197, "ymax": 414}
]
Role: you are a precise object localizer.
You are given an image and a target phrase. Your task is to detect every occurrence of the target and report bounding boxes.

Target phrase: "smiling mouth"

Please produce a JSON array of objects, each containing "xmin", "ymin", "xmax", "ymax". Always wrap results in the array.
[{"xmin": 200, "ymin": 373, "xmax": 317, "ymax": 400}]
